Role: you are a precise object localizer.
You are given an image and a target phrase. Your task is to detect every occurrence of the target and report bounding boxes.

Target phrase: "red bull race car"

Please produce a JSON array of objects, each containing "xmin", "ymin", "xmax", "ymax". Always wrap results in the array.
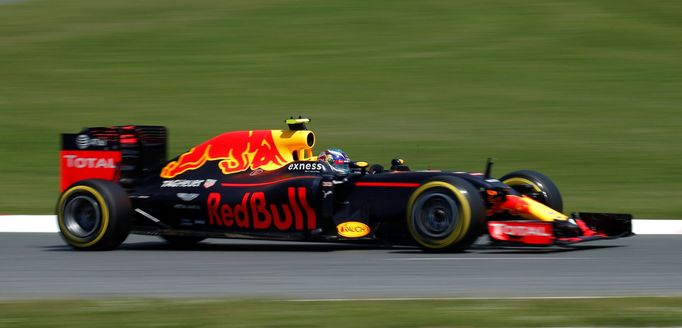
[{"xmin": 56, "ymin": 118, "xmax": 633, "ymax": 251}]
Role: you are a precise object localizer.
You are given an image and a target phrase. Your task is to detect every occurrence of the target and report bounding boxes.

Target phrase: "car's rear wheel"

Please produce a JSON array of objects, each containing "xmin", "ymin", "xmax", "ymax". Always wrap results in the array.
[
  {"xmin": 57, "ymin": 179, "xmax": 132, "ymax": 250},
  {"xmin": 500, "ymin": 170, "xmax": 563, "ymax": 212},
  {"xmin": 407, "ymin": 177, "xmax": 486, "ymax": 252}
]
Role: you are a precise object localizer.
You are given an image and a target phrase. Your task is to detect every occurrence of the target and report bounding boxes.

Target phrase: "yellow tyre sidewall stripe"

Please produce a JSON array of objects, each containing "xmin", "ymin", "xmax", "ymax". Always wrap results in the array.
[
  {"xmin": 407, "ymin": 181, "xmax": 472, "ymax": 249},
  {"xmin": 502, "ymin": 177, "xmax": 542, "ymax": 192},
  {"xmin": 57, "ymin": 185, "xmax": 110, "ymax": 248}
]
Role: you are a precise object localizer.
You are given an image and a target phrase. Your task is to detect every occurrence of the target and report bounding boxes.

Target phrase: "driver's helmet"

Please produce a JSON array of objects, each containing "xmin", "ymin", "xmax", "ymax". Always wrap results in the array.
[{"xmin": 318, "ymin": 148, "xmax": 351, "ymax": 174}]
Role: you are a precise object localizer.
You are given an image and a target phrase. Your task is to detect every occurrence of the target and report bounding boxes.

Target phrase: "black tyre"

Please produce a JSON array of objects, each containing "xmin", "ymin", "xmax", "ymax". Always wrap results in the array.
[
  {"xmin": 407, "ymin": 176, "xmax": 486, "ymax": 252},
  {"xmin": 500, "ymin": 170, "xmax": 563, "ymax": 212},
  {"xmin": 368, "ymin": 164, "xmax": 384, "ymax": 174},
  {"xmin": 160, "ymin": 235, "xmax": 205, "ymax": 247},
  {"xmin": 56, "ymin": 179, "xmax": 132, "ymax": 250}
]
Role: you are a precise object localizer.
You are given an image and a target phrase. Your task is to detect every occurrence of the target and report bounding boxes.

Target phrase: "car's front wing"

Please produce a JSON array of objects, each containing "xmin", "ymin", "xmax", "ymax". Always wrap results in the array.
[{"xmin": 488, "ymin": 213, "xmax": 633, "ymax": 246}]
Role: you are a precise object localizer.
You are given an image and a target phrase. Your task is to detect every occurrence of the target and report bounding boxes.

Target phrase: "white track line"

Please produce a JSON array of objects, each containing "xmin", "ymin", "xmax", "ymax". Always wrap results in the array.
[
  {"xmin": 633, "ymin": 219, "xmax": 682, "ymax": 234},
  {"xmin": 0, "ymin": 215, "xmax": 58, "ymax": 233},
  {"xmin": 386, "ymin": 257, "xmax": 592, "ymax": 261}
]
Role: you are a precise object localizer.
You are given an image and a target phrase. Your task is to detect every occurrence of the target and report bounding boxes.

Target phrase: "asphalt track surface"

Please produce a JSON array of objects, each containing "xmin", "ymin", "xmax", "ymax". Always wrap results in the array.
[{"xmin": 1, "ymin": 233, "xmax": 680, "ymax": 300}]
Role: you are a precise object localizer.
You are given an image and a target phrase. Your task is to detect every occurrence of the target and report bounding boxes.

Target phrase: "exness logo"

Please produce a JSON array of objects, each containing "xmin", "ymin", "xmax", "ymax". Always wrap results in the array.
[{"xmin": 287, "ymin": 163, "xmax": 324, "ymax": 171}]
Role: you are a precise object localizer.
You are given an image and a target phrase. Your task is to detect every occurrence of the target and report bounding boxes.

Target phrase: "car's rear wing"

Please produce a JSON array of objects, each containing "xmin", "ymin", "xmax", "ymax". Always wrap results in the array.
[{"xmin": 60, "ymin": 126, "xmax": 167, "ymax": 191}]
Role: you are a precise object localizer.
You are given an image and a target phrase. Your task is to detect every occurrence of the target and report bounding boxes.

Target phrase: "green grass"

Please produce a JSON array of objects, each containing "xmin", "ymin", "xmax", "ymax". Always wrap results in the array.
[
  {"xmin": 1, "ymin": 297, "xmax": 682, "ymax": 327},
  {"xmin": 0, "ymin": 0, "xmax": 680, "ymax": 216}
]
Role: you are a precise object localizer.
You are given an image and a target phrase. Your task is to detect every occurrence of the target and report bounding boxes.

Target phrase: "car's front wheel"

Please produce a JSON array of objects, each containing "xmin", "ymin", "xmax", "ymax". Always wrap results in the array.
[
  {"xmin": 407, "ymin": 177, "xmax": 486, "ymax": 252},
  {"xmin": 500, "ymin": 170, "xmax": 563, "ymax": 212}
]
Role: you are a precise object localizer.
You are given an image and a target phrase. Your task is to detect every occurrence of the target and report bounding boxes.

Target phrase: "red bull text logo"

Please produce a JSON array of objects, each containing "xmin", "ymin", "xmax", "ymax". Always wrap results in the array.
[
  {"xmin": 161, "ymin": 130, "xmax": 287, "ymax": 178},
  {"xmin": 207, "ymin": 187, "xmax": 316, "ymax": 231}
]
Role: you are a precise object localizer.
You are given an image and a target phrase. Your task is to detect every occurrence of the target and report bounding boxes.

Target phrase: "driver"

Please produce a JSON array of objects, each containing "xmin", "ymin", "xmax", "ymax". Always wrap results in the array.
[{"xmin": 318, "ymin": 148, "xmax": 351, "ymax": 174}]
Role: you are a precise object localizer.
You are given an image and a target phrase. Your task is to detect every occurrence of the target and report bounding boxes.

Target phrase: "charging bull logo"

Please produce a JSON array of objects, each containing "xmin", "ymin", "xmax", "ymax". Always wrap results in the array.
[
  {"xmin": 161, "ymin": 130, "xmax": 287, "ymax": 178},
  {"xmin": 207, "ymin": 187, "xmax": 316, "ymax": 231}
]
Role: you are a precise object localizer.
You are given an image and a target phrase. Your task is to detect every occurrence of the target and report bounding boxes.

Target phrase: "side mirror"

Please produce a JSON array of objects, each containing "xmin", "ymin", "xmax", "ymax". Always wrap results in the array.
[{"xmin": 391, "ymin": 158, "xmax": 410, "ymax": 171}]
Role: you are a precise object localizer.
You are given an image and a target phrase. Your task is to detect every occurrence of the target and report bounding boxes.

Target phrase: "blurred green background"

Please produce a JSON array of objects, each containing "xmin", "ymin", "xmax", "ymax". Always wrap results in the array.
[
  {"xmin": 0, "ymin": 0, "xmax": 680, "ymax": 216},
  {"xmin": 2, "ymin": 297, "xmax": 682, "ymax": 327}
]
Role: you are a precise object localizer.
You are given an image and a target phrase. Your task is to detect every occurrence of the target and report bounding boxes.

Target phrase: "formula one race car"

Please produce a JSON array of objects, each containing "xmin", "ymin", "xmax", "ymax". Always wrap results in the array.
[{"xmin": 56, "ymin": 118, "xmax": 633, "ymax": 251}]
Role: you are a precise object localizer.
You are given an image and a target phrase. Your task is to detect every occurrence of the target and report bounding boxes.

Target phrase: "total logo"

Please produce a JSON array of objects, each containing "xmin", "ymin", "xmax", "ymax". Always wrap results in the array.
[
  {"xmin": 489, "ymin": 223, "xmax": 552, "ymax": 237},
  {"xmin": 207, "ymin": 187, "xmax": 316, "ymax": 231},
  {"xmin": 287, "ymin": 163, "xmax": 324, "ymax": 172},
  {"xmin": 75, "ymin": 134, "xmax": 107, "ymax": 149},
  {"xmin": 63, "ymin": 155, "xmax": 116, "ymax": 169}
]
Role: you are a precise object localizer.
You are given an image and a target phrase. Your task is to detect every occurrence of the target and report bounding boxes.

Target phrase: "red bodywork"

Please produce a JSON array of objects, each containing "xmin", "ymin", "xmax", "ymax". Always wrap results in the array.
[
  {"xmin": 60, "ymin": 150, "xmax": 121, "ymax": 192},
  {"xmin": 488, "ymin": 221, "xmax": 554, "ymax": 245}
]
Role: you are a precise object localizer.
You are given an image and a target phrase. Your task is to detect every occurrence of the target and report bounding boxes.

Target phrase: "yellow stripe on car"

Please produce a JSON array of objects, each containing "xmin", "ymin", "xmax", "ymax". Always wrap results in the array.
[{"xmin": 502, "ymin": 177, "xmax": 542, "ymax": 192}]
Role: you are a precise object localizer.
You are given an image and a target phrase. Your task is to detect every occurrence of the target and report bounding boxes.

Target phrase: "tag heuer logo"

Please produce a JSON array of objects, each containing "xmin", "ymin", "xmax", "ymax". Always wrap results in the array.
[{"xmin": 204, "ymin": 179, "xmax": 217, "ymax": 188}]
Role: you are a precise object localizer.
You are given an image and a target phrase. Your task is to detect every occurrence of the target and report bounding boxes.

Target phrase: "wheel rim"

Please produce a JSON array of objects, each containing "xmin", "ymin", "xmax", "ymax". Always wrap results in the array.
[
  {"xmin": 413, "ymin": 192, "xmax": 459, "ymax": 239},
  {"xmin": 63, "ymin": 195, "xmax": 101, "ymax": 238}
]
